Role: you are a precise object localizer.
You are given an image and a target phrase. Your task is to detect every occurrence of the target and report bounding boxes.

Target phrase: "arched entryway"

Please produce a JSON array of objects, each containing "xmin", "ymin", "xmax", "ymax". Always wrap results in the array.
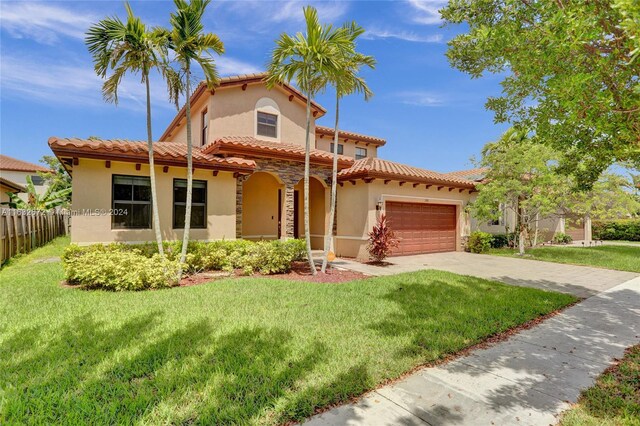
[
  {"xmin": 242, "ymin": 172, "xmax": 282, "ymax": 240},
  {"xmin": 294, "ymin": 176, "xmax": 327, "ymax": 249}
]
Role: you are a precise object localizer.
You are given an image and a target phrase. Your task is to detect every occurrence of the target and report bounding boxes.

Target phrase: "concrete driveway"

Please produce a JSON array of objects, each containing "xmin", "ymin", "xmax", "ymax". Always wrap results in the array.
[{"xmin": 331, "ymin": 251, "xmax": 638, "ymax": 298}]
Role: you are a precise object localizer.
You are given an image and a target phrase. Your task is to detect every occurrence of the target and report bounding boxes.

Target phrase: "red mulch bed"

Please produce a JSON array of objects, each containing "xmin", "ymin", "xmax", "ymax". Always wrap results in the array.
[{"xmin": 179, "ymin": 261, "xmax": 369, "ymax": 286}]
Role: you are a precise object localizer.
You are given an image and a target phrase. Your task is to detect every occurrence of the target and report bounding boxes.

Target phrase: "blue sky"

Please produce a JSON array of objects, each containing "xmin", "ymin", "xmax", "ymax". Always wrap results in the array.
[{"xmin": 0, "ymin": 0, "xmax": 509, "ymax": 173}]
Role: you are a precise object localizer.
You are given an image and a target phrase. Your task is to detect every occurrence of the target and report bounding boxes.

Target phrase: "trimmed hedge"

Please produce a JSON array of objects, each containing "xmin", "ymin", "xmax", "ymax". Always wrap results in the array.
[
  {"xmin": 552, "ymin": 232, "xmax": 573, "ymax": 244},
  {"xmin": 62, "ymin": 239, "xmax": 308, "ymax": 291},
  {"xmin": 468, "ymin": 231, "xmax": 493, "ymax": 253},
  {"xmin": 592, "ymin": 219, "xmax": 640, "ymax": 241}
]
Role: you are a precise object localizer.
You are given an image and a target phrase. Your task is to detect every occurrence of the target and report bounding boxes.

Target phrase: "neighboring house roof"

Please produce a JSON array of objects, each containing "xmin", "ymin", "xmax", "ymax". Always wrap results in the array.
[
  {"xmin": 0, "ymin": 154, "xmax": 49, "ymax": 173},
  {"xmin": 203, "ymin": 136, "xmax": 354, "ymax": 168},
  {"xmin": 445, "ymin": 167, "xmax": 489, "ymax": 182},
  {"xmin": 159, "ymin": 72, "xmax": 327, "ymax": 141},
  {"xmin": 0, "ymin": 177, "xmax": 27, "ymax": 193},
  {"xmin": 47, "ymin": 137, "xmax": 256, "ymax": 174},
  {"xmin": 338, "ymin": 157, "xmax": 476, "ymax": 189},
  {"xmin": 315, "ymin": 126, "xmax": 386, "ymax": 147}
]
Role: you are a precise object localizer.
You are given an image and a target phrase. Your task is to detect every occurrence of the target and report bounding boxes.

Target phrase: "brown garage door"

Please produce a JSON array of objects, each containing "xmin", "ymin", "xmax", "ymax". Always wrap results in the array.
[{"xmin": 386, "ymin": 202, "xmax": 457, "ymax": 255}]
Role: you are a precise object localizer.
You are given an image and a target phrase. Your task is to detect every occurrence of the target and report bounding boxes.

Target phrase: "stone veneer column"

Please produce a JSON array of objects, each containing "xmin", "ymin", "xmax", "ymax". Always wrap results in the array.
[
  {"xmin": 235, "ymin": 176, "xmax": 244, "ymax": 239},
  {"xmin": 283, "ymin": 184, "xmax": 295, "ymax": 238}
]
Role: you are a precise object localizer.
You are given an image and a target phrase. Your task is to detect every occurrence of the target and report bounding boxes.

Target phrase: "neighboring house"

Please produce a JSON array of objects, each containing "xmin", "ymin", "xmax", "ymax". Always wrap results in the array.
[
  {"xmin": 451, "ymin": 168, "xmax": 592, "ymax": 242},
  {"xmin": 0, "ymin": 154, "xmax": 50, "ymax": 202},
  {"xmin": 0, "ymin": 177, "xmax": 27, "ymax": 205},
  {"xmin": 48, "ymin": 72, "xmax": 478, "ymax": 259}
]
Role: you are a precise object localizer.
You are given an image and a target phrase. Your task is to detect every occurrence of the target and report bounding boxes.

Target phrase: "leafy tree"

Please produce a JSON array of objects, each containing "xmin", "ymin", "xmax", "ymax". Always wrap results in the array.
[
  {"xmin": 38, "ymin": 155, "xmax": 71, "ymax": 200},
  {"xmin": 321, "ymin": 23, "xmax": 375, "ymax": 273},
  {"xmin": 267, "ymin": 6, "xmax": 354, "ymax": 275},
  {"xmin": 86, "ymin": 3, "xmax": 181, "ymax": 260},
  {"xmin": 166, "ymin": 0, "xmax": 224, "ymax": 279},
  {"xmin": 472, "ymin": 128, "xmax": 567, "ymax": 255},
  {"xmin": 442, "ymin": 0, "xmax": 640, "ymax": 188},
  {"xmin": 3, "ymin": 175, "xmax": 72, "ymax": 210}
]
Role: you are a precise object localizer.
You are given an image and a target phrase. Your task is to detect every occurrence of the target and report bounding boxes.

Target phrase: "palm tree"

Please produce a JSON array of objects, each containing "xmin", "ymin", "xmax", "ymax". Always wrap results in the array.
[
  {"xmin": 167, "ymin": 0, "xmax": 224, "ymax": 279},
  {"xmin": 2, "ymin": 176, "xmax": 72, "ymax": 210},
  {"xmin": 266, "ymin": 6, "xmax": 355, "ymax": 275},
  {"xmin": 86, "ymin": 3, "xmax": 181, "ymax": 259},
  {"xmin": 321, "ymin": 25, "xmax": 375, "ymax": 273}
]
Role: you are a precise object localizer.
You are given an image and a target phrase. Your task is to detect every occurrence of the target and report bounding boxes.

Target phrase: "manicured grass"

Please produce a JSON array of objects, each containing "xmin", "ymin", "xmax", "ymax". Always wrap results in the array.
[
  {"xmin": 488, "ymin": 245, "xmax": 640, "ymax": 273},
  {"xmin": 1, "ymin": 237, "xmax": 575, "ymax": 425},
  {"xmin": 560, "ymin": 344, "xmax": 640, "ymax": 426}
]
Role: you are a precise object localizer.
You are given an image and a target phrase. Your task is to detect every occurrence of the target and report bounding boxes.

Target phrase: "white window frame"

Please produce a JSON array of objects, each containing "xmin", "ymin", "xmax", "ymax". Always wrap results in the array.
[{"xmin": 254, "ymin": 97, "xmax": 281, "ymax": 141}]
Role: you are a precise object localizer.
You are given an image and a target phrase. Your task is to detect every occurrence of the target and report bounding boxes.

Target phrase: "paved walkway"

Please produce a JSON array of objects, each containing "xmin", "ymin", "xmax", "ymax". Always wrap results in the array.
[
  {"xmin": 305, "ymin": 277, "xmax": 640, "ymax": 426},
  {"xmin": 330, "ymin": 252, "xmax": 637, "ymax": 298}
]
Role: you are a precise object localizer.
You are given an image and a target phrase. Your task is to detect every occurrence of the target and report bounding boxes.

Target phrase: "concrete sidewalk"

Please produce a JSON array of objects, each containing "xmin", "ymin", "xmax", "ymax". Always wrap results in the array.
[
  {"xmin": 304, "ymin": 277, "xmax": 640, "ymax": 426},
  {"xmin": 330, "ymin": 252, "xmax": 637, "ymax": 298}
]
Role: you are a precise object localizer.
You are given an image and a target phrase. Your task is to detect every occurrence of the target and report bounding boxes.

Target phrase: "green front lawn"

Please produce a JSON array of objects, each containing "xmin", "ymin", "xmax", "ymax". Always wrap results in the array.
[
  {"xmin": 560, "ymin": 344, "xmax": 640, "ymax": 426},
  {"xmin": 488, "ymin": 245, "xmax": 640, "ymax": 273},
  {"xmin": 1, "ymin": 237, "xmax": 575, "ymax": 425}
]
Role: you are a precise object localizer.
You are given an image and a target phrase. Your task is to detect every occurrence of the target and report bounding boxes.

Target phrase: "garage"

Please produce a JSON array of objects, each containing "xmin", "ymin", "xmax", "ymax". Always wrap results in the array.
[{"xmin": 386, "ymin": 201, "xmax": 457, "ymax": 255}]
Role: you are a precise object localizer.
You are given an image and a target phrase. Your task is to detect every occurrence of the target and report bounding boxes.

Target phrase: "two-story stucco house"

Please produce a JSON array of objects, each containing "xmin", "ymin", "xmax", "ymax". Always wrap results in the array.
[
  {"xmin": 0, "ymin": 154, "xmax": 50, "ymax": 203},
  {"xmin": 49, "ymin": 73, "xmax": 480, "ymax": 259}
]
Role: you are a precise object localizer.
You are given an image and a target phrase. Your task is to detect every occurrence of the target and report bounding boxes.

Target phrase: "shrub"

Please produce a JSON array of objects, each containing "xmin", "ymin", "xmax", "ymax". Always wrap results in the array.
[
  {"xmin": 467, "ymin": 231, "xmax": 493, "ymax": 253},
  {"xmin": 367, "ymin": 214, "xmax": 399, "ymax": 262},
  {"xmin": 63, "ymin": 245, "xmax": 181, "ymax": 291},
  {"xmin": 593, "ymin": 219, "xmax": 640, "ymax": 241},
  {"xmin": 552, "ymin": 232, "xmax": 573, "ymax": 244},
  {"xmin": 490, "ymin": 233, "xmax": 510, "ymax": 248}
]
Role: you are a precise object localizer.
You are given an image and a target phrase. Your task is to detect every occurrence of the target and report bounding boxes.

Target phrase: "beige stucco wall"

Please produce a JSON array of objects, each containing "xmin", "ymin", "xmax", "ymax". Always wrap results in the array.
[
  {"xmin": 69, "ymin": 159, "xmax": 237, "ymax": 245},
  {"xmin": 1, "ymin": 184, "xmax": 15, "ymax": 204},
  {"xmin": 164, "ymin": 84, "xmax": 315, "ymax": 148},
  {"xmin": 315, "ymin": 137, "xmax": 378, "ymax": 159},
  {"xmin": 335, "ymin": 180, "xmax": 473, "ymax": 259},
  {"xmin": 0, "ymin": 169, "xmax": 48, "ymax": 201}
]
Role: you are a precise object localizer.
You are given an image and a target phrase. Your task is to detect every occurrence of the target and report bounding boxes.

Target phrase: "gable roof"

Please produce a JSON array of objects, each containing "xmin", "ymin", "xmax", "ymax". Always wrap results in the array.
[
  {"xmin": 0, "ymin": 154, "xmax": 50, "ymax": 173},
  {"xmin": 48, "ymin": 137, "xmax": 255, "ymax": 175},
  {"xmin": 159, "ymin": 72, "xmax": 326, "ymax": 141},
  {"xmin": 338, "ymin": 157, "xmax": 476, "ymax": 188},
  {"xmin": 0, "ymin": 177, "xmax": 27, "ymax": 193},
  {"xmin": 315, "ymin": 126, "xmax": 386, "ymax": 147},
  {"xmin": 445, "ymin": 167, "xmax": 489, "ymax": 182},
  {"xmin": 203, "ymin": 136, "xmax": 354, "ymax": 168}
]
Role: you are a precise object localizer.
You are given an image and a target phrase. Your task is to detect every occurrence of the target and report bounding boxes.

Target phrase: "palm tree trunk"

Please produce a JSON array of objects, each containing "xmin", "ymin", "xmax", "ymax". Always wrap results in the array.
[
  {"xmin": 303, "ymin": 93, "xmax": 316, "ymax": 275},
  {"xmin": 321, "ymin": 94, "xmax": 340, "ymax": 273},
  {"xmin": 145, "ymin": 73, "xmax": 165, "ymax": 259},
  {"xmin": 178, "ymin": 63, "xmax": 192, "ymax": 278}
]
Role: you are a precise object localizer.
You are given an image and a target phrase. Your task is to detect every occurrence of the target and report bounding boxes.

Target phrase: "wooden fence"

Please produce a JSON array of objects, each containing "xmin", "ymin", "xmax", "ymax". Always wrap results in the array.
[{"xmin": 1, "ymin": 208, "xmax": 70, "ymax": 264}]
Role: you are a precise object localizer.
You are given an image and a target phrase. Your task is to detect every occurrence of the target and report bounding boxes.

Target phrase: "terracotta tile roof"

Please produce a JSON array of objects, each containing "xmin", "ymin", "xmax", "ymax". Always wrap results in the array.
[
  {"xmin": 0, "ymin": 154, "xmax": 50, "ymax": 172},
  {"xmin": 203, "ymin": 136, "xmax": 354, "ymax": 168},
  {"xmin": 0, "ymin": 177, "xmax": 27, "ymax": 193},
  {"xmin": 159, "ymin": 72, "xmax": 326, "ymax": 141},
  {"xmin": 445, "ymin": 167, "xmax": 489, "ymax": 182},
  {"xmin": 315, "ymin": 126, "xmax": 386, "ymax": 146},
  {"xmin": 48, "ymin": 137, "xmax": 255, "ymax": 173},
  {"xmin": 338, "ymin": 157, "xmax": 476, "ymax": 188}
]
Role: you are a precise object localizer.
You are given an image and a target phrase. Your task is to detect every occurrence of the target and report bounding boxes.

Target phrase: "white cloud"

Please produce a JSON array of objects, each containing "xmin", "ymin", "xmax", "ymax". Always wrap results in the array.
[
  {"xmin": 395, "ymin": 91, "xmax": 446, "ymax": 107},
  {"xmin": 216, "ymin": 57, "xmax": 262, "ymax": 76},
  {"xmin": 220, "ymin": 0, "xmax": 348, "ymax": 26},
  {"xmin": 406, "ymin": 0, "xmax": 447, "ymax": 25},
  {"xmin": 0, "ymin": 2, "xmax": 96, "ymax": 44},
  {"xmin": 363, "ymin": 28, "xmax": 443, "ymax": 43}
]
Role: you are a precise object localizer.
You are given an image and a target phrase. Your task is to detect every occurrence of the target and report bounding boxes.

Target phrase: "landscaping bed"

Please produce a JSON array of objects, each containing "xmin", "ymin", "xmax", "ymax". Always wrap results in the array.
[
  {"xmin": 1, "ymin": 237, "xmax": 576, "ymax": 425},
  {"xmin": 487, "ymin": 245, "xmax": 640, "ymax": 273}
]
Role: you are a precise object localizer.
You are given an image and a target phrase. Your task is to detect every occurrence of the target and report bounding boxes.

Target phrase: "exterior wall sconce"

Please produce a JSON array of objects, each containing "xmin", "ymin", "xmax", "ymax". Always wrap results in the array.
[{"xmin": 376, "ymin": 200, "xmax": 383, "ymax": 211}]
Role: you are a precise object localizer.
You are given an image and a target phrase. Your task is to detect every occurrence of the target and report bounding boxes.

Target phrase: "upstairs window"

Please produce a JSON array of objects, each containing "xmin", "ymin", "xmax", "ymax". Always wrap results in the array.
[
  {"xmin": 257, "ymin": 111, "xmax": 278, "ymax": 138},
  {"xmin": 201, "ymin": 108, "xmax": 209, "ymax": 146},
  {"xmin": 173, "ymin": 179, "xmax": 207, "ymax": 229},
  {"xmin": 30, "ymin": 175, "xmax": 45, "ymax": 185},
  {"xmin": 330, "ymin": 143, "xmax": 344, "ymax": 155},
  {"xmin": 355, "ymin": 147, "xmax": 367, "ymax": 160},
  {"xmin": 112, "ymin": 175, "xmax": 152, "ymax": 229}
]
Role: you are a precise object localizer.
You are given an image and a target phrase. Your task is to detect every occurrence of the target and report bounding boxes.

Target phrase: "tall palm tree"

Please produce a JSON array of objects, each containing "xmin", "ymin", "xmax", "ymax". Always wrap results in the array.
[
  {"xmin": 266, "ymin": 6, "xmax": 355, "ymax": 275},
  {"xmin": 321, "ymin": 25, "xmax": 375, "ymax": 273},
  {"xmin": 86, "ymin": 3, "xmax": 181, "ymax": 259},
  {"xmin": 167, "ymin": 0, "xmax": 224, "ymax": 279}
]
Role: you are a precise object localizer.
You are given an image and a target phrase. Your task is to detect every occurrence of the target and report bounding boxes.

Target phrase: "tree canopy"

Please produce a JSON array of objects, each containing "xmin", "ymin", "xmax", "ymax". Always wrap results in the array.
[{"xmin": 442, "ymin": 0, "xmax": 640, "ymax": 188}]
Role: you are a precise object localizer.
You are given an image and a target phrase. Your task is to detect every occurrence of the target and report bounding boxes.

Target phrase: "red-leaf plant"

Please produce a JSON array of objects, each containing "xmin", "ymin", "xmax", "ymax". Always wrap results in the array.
[{"xmin": 367, "ymin": 213, "xmax": 399, "ymax": 262}]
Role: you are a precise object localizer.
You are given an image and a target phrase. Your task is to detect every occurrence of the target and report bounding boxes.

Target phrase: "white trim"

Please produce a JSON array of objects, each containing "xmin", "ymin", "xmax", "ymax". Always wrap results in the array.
[
  {"xmin": 335, "ymin": 235, "xmax": 368, "ymax": 241},
  {"xmin": 254, "ymin": 97, "xmax": 281, "ymax": 142}
]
